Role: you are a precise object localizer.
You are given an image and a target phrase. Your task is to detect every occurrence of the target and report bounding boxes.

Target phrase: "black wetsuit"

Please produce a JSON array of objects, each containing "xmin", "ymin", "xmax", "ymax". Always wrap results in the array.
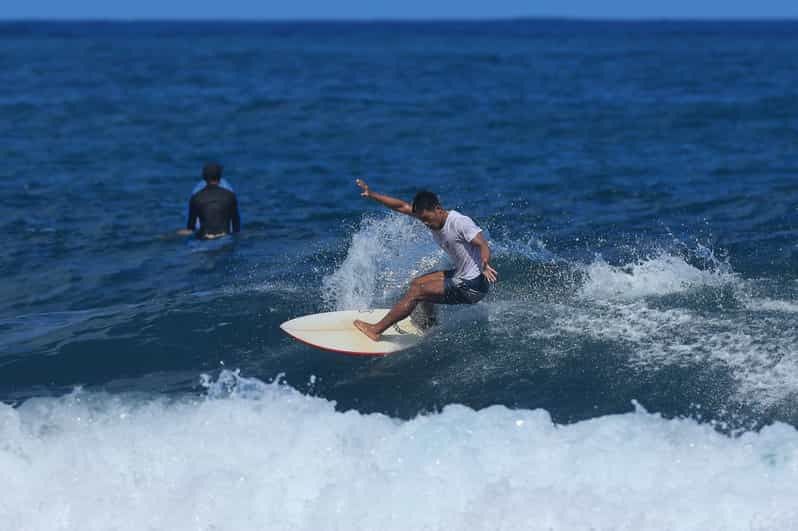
[{"xmin": 186, "ymin": 184, "xmax": 241, "ymax": 238}]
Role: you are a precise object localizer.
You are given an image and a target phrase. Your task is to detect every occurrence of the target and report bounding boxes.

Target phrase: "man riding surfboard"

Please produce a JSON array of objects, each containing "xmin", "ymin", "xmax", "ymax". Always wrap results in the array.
[{"xmin": 353, "ymin": 179, "xmax": 498, "ymax": 342}]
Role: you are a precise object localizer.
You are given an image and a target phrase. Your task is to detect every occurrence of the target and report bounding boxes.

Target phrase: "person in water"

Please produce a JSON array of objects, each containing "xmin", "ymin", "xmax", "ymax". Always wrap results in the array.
[
  {"xmin": 353, "ymin": 179, "xmax": 497, "ymax": 341},
  {"xmin": 187, "ymin": 170, "xmax": 235, "ymax": 231},
  {"xmin": 177, "ymin": 162, "xmax": 241, "ymax": 239}
]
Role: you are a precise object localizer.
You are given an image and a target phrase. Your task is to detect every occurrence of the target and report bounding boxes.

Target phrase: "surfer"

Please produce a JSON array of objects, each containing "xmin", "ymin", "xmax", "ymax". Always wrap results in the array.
[
  {"xmin": 353, "ymin": 179, "xmax": 497, "ymax": 341},
  {"xmin": 188, "ymin": 172, "xmax": 235, "ymax": 230},
  {"xmin": 177, "ymin": 162, "xmax": 241, "ymax": 239}
]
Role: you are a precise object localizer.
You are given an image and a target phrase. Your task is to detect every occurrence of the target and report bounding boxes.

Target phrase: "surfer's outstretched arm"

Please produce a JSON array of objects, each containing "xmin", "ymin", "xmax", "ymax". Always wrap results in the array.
[{"xmin": 356, "ymin": 179, "xmax": 413, "ymax": 215}]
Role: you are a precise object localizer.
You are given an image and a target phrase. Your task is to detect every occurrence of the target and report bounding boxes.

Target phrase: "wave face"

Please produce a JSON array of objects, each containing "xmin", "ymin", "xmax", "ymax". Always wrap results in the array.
[{"xmin": 3, "ymin": 372, "xmax": 798, "ymax": 531}]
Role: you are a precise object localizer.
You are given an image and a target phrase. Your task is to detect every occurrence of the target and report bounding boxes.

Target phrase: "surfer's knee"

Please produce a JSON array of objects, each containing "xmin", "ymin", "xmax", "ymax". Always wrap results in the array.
[{"xmin": 408, "ymin": 278, "xmax": 425, "ymax": 297}]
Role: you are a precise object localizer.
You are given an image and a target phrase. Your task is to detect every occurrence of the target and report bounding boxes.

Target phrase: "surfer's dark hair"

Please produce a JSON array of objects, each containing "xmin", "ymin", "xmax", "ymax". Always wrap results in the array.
[
  {"xmin": 412, "ymin": 191, "xmax": 441, "ymax": 213},
  {"xmin": 202, "ymin": 162, "xmax": 223, "ymax": 182}
]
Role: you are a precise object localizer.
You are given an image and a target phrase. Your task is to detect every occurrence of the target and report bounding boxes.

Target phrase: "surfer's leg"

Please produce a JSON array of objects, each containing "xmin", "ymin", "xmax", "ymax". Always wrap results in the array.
[
  {"xmin": 411, "ymin": 301, "xmax": 437, "ymax": 330},
  {"xmin": 354, "ymin": 271, "xmax": 446, "ymax": 341}
]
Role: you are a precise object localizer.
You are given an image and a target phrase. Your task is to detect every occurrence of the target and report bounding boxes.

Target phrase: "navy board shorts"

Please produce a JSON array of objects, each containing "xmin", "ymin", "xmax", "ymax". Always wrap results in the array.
[{"xmin": 441, "ymin": 270, "xmax": 490, "ymax": 305}]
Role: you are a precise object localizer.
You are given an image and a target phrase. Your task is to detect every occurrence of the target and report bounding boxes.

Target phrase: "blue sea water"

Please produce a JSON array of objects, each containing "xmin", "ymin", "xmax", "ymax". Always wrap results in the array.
[{"xmin": 1, "ymin": 20, "xmax": 798, "ymax": 530}]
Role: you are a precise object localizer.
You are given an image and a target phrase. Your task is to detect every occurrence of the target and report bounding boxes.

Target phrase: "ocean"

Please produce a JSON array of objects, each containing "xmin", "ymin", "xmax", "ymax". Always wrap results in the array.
[{"xmin": 1, "ymin": 20, "xmax": 798, "ymax": 530}]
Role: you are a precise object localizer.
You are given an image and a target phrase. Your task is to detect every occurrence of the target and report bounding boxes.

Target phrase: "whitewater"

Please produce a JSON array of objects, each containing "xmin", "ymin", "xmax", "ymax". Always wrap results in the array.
[{"xmin": 2, "ymin": 371, "xmax": 798, "ymax": 531}]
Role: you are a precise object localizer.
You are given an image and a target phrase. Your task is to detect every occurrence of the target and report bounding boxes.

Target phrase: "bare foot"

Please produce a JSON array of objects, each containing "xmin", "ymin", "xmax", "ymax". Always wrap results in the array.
[{"xmin": 353, "ymin": 320, "xmax": 381, "ymax": 341}]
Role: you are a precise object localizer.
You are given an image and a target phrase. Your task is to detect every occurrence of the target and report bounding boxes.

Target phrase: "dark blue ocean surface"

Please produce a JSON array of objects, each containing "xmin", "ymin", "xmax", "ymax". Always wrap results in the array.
[{"xmin": 1, "ymin": 20, "xmax": 797, "ymax": 429}]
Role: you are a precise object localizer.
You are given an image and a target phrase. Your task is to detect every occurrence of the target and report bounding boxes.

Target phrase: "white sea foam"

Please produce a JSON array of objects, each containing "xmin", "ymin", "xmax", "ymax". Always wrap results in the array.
[
  {"xmin": 745, "ymin": 297, "xmax": 798, "ymax": 314},
  {"xmin": 562, "ymin": 253, "xmax": 798, "ymax": 406},
  {"xmin": 578, "ymin": 252, "xmax": 734, "ymax": 300},
  {"xmin": 322, "ymin": 214, "xmax": 445, "ymax": 310},
  {"xmin": 489, "ymin": 232, "xmax": 554, "ymax": 261},
  {"xmin": 2, "ymin": 372, "xmax": 798, "ymax": 531}
]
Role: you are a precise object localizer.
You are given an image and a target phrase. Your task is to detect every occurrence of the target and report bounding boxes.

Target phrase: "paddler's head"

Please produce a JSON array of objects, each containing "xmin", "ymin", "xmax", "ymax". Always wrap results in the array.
[{"xmin": 202, "ymin": 162, "xmax": 223, "ymax": 184}]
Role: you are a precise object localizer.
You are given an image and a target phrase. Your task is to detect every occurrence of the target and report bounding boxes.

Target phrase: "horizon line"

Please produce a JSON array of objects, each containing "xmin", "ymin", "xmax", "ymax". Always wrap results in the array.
[{"xmin": 2, "ymin": 15, "xmax": 798, "ymax": 23}]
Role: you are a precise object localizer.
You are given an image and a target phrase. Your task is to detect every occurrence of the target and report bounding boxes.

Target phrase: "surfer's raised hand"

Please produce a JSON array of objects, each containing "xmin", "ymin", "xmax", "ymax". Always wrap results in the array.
[
  {"xmin": 483, "ymin": 262, "xmax": 498, "ymax": 283},
  {"xmin": 356, "ymin": 181, "xmax": 413, "ymax": 215},
  {"xmin": 356, "ymin": 178, "xmax": 371, "ymax": 198}
]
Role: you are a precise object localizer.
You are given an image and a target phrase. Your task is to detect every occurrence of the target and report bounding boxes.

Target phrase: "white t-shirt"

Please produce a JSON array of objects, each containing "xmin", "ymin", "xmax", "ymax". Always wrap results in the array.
[{"xmin": 430, "ymin": 210, "xmax": 483, "ymax": 283}]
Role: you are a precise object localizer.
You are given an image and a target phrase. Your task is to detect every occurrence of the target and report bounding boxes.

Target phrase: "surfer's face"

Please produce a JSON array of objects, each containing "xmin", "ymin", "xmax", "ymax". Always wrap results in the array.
[{"xmin": 417, "ymin": 207, "xmax": 445, "ymax": 230}]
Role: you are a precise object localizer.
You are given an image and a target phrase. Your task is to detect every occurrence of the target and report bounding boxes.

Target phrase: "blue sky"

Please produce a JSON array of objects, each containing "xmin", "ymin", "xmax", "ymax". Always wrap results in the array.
[{"xmin": 2, "ymin": 0, "xmax": 798, "ymax": 20}]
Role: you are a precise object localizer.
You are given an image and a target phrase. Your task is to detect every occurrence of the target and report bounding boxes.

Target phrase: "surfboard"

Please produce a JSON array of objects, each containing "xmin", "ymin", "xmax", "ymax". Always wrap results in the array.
[{"xmin": 279, "ymin": 309, "xmax": 424, "ymax": 356}]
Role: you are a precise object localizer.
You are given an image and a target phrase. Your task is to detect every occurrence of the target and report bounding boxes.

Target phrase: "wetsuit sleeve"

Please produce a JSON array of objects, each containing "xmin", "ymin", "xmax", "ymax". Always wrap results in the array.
[
  {"xmin": 186, "ymin": 197, "xmax": 198, "ymax": 231},
  {"xmin": 231, "ymin": 195, "xmax": 241, "ymax": 233}
]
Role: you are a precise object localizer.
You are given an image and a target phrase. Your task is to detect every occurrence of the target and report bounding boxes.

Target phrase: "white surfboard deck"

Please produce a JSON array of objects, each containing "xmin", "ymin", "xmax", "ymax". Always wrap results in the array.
[{"xmin": 280, "ymin": 309, "xmax": 424, "ymax": 356}]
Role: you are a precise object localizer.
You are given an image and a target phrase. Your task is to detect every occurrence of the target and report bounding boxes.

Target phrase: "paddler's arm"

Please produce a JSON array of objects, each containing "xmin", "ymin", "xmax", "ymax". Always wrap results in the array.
[
  {"xmin": 231, "ymin": 195, "xmax": 241, "ymax": 233},
  {"xmin": 356, "ymin": 179, "xmax": 413, "ymax": 215},
  {"xmin": 177, "ymin": 197, "xmax": 198, "ymax": 235},
  {"xmin": 470, "ymin": 232, "xmax": 498, "ymax": 283}
]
